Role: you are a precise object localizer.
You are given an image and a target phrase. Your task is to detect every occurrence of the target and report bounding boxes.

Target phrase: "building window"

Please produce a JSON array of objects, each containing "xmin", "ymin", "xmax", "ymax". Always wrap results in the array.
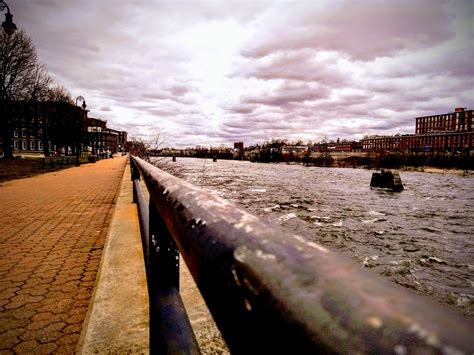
[
  {"xmin": 22, "ymin": 128, "xmax": 27, "ymax": 137},
  {"xmin": 39, "ymin": 141, "xmax": 43, "ymax": 150},
  {"xmin": 14, "ymin": 140, "xmax": 19, "ymax": 150},
  {"xmin": 30, "ymin": 141, "xmax": 35, "ymax": 150},
  {"xmin": 13, "ymin": 129, "xmax": 18, "ymax": 137},
  {"xmin": 22, "ymin": 141, "xmax": 27, "ymax": 150}
]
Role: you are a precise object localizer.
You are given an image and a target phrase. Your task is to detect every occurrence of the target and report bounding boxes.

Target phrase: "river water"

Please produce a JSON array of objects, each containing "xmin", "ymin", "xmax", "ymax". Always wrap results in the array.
[{"xmin": 158, "ymin": 157, "xmax": 474, "ymax": 316}]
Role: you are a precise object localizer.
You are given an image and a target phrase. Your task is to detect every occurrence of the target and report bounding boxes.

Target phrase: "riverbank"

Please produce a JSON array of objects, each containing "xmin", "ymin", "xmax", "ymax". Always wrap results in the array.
[{"xmin": 401, "ymin": 166, "xmax": 473, "ymax": 176}]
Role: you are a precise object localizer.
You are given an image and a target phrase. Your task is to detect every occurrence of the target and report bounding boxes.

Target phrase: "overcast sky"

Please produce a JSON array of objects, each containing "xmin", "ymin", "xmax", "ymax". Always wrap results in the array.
[{"xmin": 12, "ymin": 0, "xmax": 474, "ymax": 147}]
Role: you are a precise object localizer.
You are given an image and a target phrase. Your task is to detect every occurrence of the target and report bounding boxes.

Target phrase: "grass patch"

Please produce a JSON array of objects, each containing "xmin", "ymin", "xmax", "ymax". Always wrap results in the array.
[{"xmin": 0, "ymin": 157, "xmax": 48, "ymax": 183}]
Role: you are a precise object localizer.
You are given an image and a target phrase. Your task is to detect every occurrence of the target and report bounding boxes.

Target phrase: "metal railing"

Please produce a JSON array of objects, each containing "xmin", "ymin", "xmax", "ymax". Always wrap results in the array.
[{"xmin": 130, "ymin": 155, "xmax": 473, "ymax": 354}]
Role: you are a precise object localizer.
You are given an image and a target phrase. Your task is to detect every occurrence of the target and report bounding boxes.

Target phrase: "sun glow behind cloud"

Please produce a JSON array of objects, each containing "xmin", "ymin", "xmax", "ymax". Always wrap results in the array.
[{"xmin": 13, "ymin": 0, "xmax": 474, "ymax": 147}]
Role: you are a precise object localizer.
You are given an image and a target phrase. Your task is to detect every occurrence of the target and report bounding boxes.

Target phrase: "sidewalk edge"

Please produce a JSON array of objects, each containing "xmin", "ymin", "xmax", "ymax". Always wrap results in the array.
[{"xmin": 76, "ymin": 157, "xmax": 149, "ymax": 353}]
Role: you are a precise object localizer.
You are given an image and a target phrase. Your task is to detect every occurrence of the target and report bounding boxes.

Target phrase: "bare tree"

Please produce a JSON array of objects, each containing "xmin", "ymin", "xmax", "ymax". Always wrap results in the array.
[
  {"xmin": 27, "ymin": 64, "xmax": 51, "ymax": 101},
  {"xmin": 1, "ymin": 29, "xmax": 46, "ymax": 158},
  {"xmin": 129, "ymin": 129, "xmax": 168, "ymax": 161},
  {"xmin": 0, "ymin": 29, "xmax": 38, "ymax": 101},
  {"xmin": 46, "ymin": 85, "xmax": 74, "ymax": 104},
  {"xmin": 129, "ymin": 129, "xmax": 183, "ymax": 176}
]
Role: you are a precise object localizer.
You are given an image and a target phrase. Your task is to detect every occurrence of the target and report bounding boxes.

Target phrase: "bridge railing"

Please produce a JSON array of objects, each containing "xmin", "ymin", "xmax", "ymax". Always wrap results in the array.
[{"xmin": 130, "ymin": 155, "xmax": 473, "ymax": 354}]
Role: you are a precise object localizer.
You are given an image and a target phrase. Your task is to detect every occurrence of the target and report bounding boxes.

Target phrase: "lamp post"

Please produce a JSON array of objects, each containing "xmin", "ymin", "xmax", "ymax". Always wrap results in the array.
[
  {"xmin": 1, "ymin": 1, "xmax": 17, "ymax": 35},
  {"xmin": 75, "ymin": 96, "xmax": 87, "ymax": 166},
  {"xmin": 76, "ymin": 95, "xmax": 87, "ymax": 110},
  {"xmin": 0, "ymin": 1, "xmax": 15, "ymax": 160}
]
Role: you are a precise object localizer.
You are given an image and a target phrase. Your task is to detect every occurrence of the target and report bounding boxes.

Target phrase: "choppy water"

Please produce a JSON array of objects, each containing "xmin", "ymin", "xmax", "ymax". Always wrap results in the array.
[{"xmin": 158, "ymin": 157, "xmax": 474, "ymax": 316}]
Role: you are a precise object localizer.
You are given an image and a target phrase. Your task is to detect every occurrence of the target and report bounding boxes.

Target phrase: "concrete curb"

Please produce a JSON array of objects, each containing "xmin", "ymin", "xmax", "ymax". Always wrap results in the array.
[{"xmin": 76, "ymin": 158, "xmax": 149, "ymax": 353}]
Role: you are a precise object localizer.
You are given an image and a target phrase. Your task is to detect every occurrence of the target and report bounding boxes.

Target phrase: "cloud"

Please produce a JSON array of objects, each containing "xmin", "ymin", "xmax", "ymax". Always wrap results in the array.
[
  {"xmin": 238, "ymin": 50, "xmax": 351, "ymax": 86},
  {"xmin": 10, "ymin": 0, "xmax": 473, "ymax": 147},
  {"xmin": 243, "ymin": 0, "xmax": 453, "ymax": 61},
  {"xmin": 241, "ymin": 81, "xmax": 331, "ymax": 107}
]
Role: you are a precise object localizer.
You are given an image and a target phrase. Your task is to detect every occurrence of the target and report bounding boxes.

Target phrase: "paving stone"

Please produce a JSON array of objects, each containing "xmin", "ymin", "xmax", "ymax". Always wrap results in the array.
[
  {"xmin": 0, "ymin": 288, "xmax": 20, "ymax": 298},
  {"xmin": 0, "ymin": 292, "xmax": 16, "ymax": 301},
  {"xmin": 31, "ymin": 342, "xmax": 58, "ymax": 353},
  {"xmin": 12, "ymin": 339, "xmax": 39, "ymax": 353},
  {"xmin": 0, "ymin": 319, "xmax": 29, "ymax": 334},
  {"xmin": 2, "ymin": 304, "xmax": 39, "ymax": 320},
  {"xmin": 10, "ymin": 294, "xmax": 44, "ymax": 305},
  {"xmin": 0, "ymin": 328, "xmax": 24, "ymax": 349},
  {"xmin": 0, "ymin": 157, "xmax": 126, "ymax": 352}
]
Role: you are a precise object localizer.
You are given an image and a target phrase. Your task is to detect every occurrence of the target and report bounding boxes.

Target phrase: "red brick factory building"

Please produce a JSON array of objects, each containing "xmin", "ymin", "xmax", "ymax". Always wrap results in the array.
[{"xmin": 361, "ymin": 108, "xmax": 473, "ymax": 152}]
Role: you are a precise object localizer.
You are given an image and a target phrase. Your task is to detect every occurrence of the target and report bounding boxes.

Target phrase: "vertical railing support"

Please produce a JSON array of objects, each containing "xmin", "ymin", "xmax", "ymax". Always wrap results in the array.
[
  {"xmin": 131, "ymin": 158, "xmax": 140, "ymax": 203},
  {"xmin": 149, "ymin": 198, "xmax": 180, "ymax": 291},
  {"xmin": 131, "ymin": 156, "xmax": 200, "ymax": 354},
  {"xmin": 149, "ymin": 198, "xmax": 199, "ymax": 354}
]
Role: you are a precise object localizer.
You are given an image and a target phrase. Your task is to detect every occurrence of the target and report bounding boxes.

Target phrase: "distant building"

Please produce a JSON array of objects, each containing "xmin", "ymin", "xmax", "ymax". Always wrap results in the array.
[
  {"xmin": 361, "ymin": 108, "xmax": 473, "ymax": 152},
  {"xmin": 0, "ymin": 100, "xmax": 128, "ymax": 157},
  {"xmin": 313, "ymin": 141, "xmax": 362, "ymax": 152},
  {"xmin": 118, "ymin": 131, "xmax": 127, "ymax": 152},
  {"xmin": 85, "ymin": 118, "xmax": 126, "ymax": 155},
  {"xmin": 86, "ymin": 117, "xmax": 107, "ymax": 154},
  {"xmin": 104, "ymin": 128, "xmax": 119, "ymax": 154},
  {"xmin": 415, "ymin": 107, "xmax": 471, "ymax": 134},
  {"xmin": 234, "ymin": 142, "xmax": 244, "ymax": 159},
  {"xmin": 1, "ymin": 100, "xmax": 87, "ymax": 156}
]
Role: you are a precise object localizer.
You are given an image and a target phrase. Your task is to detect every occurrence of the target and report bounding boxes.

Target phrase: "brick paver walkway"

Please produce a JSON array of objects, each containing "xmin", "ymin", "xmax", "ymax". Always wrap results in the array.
[{"xmin": 0, "ymin": 156, "xmax": 127, "ymax": 354}]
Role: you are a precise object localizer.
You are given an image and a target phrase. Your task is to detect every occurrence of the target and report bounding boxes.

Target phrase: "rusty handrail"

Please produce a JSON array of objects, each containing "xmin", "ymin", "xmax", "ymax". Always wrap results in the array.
[{"xmin": 131, "ymin": 155, "xmax": 473, "ymax": 354}]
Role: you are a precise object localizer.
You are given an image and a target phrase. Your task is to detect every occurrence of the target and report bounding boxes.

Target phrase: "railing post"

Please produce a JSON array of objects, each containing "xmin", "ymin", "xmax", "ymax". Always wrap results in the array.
[
  {"xmin": 149, "ymin": 198, "xmax": 183, "ymax": 354},
  {"xmin": 131, "ymin": 158, "xmax": 140, "ymax": 203},
  {"xmin": 149, "ymin": 198, "xmax": 180, "ymax": 291}
]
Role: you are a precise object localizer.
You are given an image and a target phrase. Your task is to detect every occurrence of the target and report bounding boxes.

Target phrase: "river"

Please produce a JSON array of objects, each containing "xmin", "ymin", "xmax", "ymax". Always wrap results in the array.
[{"xmin": 157, "ymin": 157, "xmax": 474, "ymax": 316}]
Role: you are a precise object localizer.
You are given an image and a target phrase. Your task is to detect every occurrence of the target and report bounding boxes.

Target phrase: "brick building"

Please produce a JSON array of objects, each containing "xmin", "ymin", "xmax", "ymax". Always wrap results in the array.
[
  {"xmin": 85, "ymin": 118, "xmax": 127, "ymax": 155},
  {"xmin": 1, "ymin": 100, "xmax": 128, "ymax": 157},
  {"xmin": 362, "ymin": 108, "xmax": 473, "ymax": 152},
  {"xmin": 1, "ymin": 100, "xmax": 87, "ymax": 156}
]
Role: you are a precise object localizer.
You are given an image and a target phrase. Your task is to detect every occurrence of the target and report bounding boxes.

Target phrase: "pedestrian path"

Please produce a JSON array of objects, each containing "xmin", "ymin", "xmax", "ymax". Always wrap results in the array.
[{"xmin": 0, "ymin": 156, "xmax": 127, "ymax": 353}]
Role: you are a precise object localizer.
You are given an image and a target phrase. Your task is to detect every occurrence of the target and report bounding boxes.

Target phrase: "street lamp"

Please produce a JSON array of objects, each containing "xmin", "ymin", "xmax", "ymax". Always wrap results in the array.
[
  {"xmin": 74, "ymin": 96, "xmax": 87, "ymax": 166},
  {"xmin": 0, "ymin": 1, "xmax": 17, "ymax": 35},
  {"xmin": 76, "ymin": 95, "xmax": 87, "ymax": 110}
]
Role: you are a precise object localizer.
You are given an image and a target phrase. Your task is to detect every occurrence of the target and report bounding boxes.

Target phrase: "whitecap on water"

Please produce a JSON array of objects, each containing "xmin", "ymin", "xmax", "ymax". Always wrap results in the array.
[
  {"xmin": 263, "ymin": 204, "xmax": 280, "ymax": 212},
  {"xmin": 250, "ymin": 188, "xmax": 267, "ymax": 193},
  {"xmin": 369, "ymin": 210, "xmax": 386, "ymax": 216},
  {"xmin": 362, "ymin": 218, "xmax": 379, "ymax": 224},
  {"xmin": 332, "ymin": 220, "xmax": 343, "ymax": 227},
  {"xmin": 310, "ymin": 215, "xmax": 330, "ymax": 221},
  {"xmin": 278, "ymin": 213, "xmax": 297, "ymax": 222},
  {"xmin": 448, "ymin": 293, "xmax": 473, "ymax": 307},
  {"xmin": 362, "ymin": 255, "xmax": 379, "ymax": 267},
  {"xmin": 420, "ymin": 256, "xmax": 447, "ymax": 265}
]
